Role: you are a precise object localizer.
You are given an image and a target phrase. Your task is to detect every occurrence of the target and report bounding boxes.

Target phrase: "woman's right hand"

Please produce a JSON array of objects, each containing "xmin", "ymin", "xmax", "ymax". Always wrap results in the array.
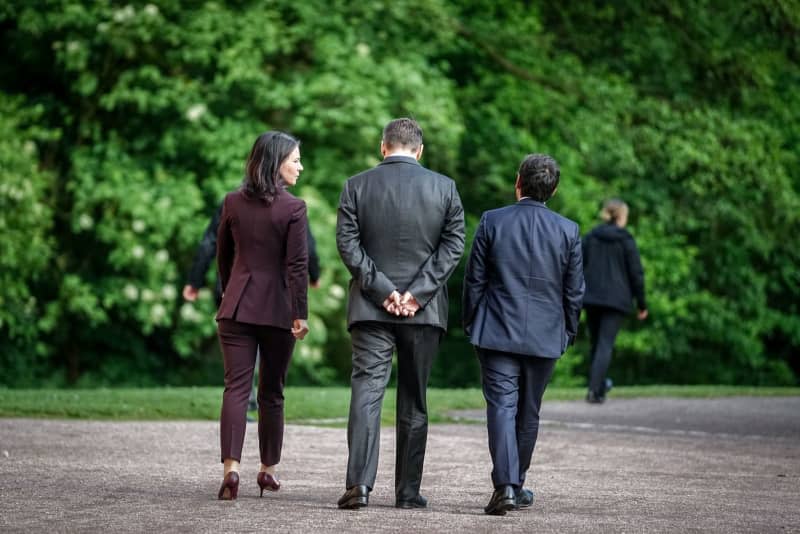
[{"xmin": 291, "ymin": 319, "xmax": 309, "ymax": 340}]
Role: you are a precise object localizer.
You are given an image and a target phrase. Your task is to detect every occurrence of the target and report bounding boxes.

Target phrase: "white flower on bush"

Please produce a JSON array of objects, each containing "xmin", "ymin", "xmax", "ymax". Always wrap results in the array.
[
  {"xmin": 180, "ymin": 303, "xmax": 201, "ymax": 322},
  {"xmin": 155, "ymin": 249, "xmax": 169, "ymax": 263},
  {"xmin": 328, "ymin": 284, "xmax": 345, "ymax": 300},
  {"xmin": 186, "ymin": 103, "xmax": 207, "ymax": 122},
  {"xmin": 78, "ymin": 214, "xmax": 94, "ymax": 230},
  {"xmin": 123, "ymin": 284, "xmax": 138, "ymax": 300},
  {"xmin": 356, "ymin": 43, "xmax": 370, "ymax": 57},
  {"xmin": 161, "ymin": 285, "xmax": 177, "ymax": 300},
  {"xmin": 23, "ymin": 141, "xmax": 36, "ymax": 155},
  {"xmin": 141, "ymin": 288, "xmax": 155, "ymax": 302},
  {"xmin": 144, "ymin": 4, "xmax": 159, "ymax": 16},
  {"xmin": 156, "ymin": 197, "xmax": 171, "ymax": 211},
  {"xmin": 113, "ymin": 5, "xmax": 135, "ymax": 22},
  {"xmin": 131, "ymin": 245, "xmax": 145, "ymax": 259},
  {"xmin": 132, "ymin": 219, "xmax": 145, "ymax": 233},
  {"xmin": 150, "ymin": 303, "xmax": 167, "ymax": 322}
]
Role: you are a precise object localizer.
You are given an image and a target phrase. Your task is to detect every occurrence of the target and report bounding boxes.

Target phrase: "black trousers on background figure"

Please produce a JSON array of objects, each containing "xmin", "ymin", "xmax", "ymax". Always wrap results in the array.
[
  {"xmin": 585, "ymin": 305, "xmax": 626, "ymax": 398},
  {"xmin": 345, "ymin": 321, "xmax": 441, "ymax": 502},
  {"xmin": 477, "ymin": 348, "xmax": 556, "ymax": 489}
]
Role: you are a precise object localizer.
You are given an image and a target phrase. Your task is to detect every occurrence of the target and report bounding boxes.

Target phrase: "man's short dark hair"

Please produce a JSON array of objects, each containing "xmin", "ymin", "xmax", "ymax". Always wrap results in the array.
[
  {"xmin": 518, "ymin": 154, "xmax": 560, "ymax": 202},
  {"xmin": 382, "ymin": 118, "xmax": 423, "ymax": 151}
]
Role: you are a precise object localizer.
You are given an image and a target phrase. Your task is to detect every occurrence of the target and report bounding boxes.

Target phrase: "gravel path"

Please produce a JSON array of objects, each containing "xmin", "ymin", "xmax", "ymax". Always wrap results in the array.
[{"xmin": 1, "ymin": 397, "xmax": 799, "ymax": 533}]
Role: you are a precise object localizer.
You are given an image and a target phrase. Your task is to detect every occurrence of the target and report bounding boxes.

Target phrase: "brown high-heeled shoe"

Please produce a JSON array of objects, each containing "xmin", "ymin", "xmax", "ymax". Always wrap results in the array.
[
  {"xmin": 218, "ymin": 471, "xmax": 240, "ymax": 500},
  {"xmin": 257, "ymin": 472, "xmax": 280, "ymax": 496}
]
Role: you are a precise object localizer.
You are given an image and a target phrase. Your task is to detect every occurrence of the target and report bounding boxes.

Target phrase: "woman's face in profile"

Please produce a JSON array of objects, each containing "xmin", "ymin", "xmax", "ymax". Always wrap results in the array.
[{"xmin": 280, "ymin": 146, "xmax": 303, "ymax": 186}]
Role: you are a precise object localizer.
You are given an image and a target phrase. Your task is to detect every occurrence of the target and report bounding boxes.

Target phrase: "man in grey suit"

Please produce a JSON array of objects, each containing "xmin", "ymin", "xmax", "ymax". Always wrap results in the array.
[
  {"xmin": 336, "ymin": 118, "xmax": 465, "ymax": 510},
  {"xmin": 462, "ymin": 154, "xmax": 584, "ymax": 515}
]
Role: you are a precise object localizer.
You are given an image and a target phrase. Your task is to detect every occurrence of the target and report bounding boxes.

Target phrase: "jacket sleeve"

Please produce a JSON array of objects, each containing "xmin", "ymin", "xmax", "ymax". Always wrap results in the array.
[
  {"xmin": 287, "ymin": 201, "xmax": 309, "ymax": 319},
  {"xmin": 462, "ymin": 213, "xmax": 489, "ymax": 338},
  {"xmin": 562, "ymin": 224, "xmax": 585, "ymax": 344},
  {"xmin": 336, "ymin": 180, "xmax": 397, "ymax": 306},
  {"xmin": 405, "ymin": 181, "xmax": 466, "ymax": 308},
  {"xmin": 624, "ymin": 234, "xmax": 646, "ymax": 311},
  {"xmin": 307, "ymin": 225, "xmax": 321, "ymax": 284},
  {"xmin": 216, "ymin": 196, "xmax": 234, "ymax": 295},
  {"xmin": 187, "ymin": 203, "xmax": 222, "ymax": 288}
]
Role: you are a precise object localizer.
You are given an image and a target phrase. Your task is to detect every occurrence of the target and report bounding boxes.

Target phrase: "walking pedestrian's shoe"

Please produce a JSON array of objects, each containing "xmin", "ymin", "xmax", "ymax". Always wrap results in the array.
[
  {"xmin": 514, "ymin": 487, "xmax": 534, "ymax": 509},
  {"xmin": 484, "ymin": 485, "xmax": 516, "ymax": 515},
  {"xmin": 217, "ymin": 471, "xmax": 240, "ymax": 500},
  {"xmin": 396, "ymin": 494, "xmax": 427, "ymax": 509},
  {"xmin": 338, "ymin": 485, "xmax": 370, "ymax": 509},
  {"xmin": 257, "ymin": 472, "xmax": 280, "ymax": 496},
  {"xmin": 586, "ymin": 390, "xmax": 605, "ymax": 404}
]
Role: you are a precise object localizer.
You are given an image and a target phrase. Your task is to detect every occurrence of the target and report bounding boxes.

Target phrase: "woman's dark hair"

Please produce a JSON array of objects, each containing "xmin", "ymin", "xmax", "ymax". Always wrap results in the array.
[
  {"xmin": 242, "ymin": 131, "xmax": 299, "ymax": 204},
  {"xmin": 517, "ymin": 153, "xmax": 560, "ymax": 201}
]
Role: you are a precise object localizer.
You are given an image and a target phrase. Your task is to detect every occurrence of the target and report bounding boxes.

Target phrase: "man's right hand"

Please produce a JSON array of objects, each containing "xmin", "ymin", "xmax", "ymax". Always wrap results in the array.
[
  {"xmin": 182, "ymin": 285, "xmax": 199, "ymax": 302},
  {"xmin": 398, "ymin": 291, "xmax": 420, "ymax": 317},
  {"xmin": 382, "ymin": 290, "xmax": 403, "ymax": 315},
  {"xmin": 637, "ymin": 309, "xmax": 649, "ymax": 320}
]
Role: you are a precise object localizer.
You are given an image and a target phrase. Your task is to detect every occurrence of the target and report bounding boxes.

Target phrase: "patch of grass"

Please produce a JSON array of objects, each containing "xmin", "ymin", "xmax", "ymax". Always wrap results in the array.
[{"xmin": 0, "ymin": 386, "xmax": 797, "ymax": 423}]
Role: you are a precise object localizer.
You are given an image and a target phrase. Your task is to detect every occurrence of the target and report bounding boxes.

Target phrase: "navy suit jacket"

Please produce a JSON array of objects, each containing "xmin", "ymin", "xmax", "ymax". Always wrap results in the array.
[{"xmin": 462, "ymin": 198, "xmax": 585, "ymax": 358}]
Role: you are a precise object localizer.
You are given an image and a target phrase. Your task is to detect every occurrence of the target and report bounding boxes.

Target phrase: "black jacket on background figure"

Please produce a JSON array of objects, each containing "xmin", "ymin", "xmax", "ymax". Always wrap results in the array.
[
  {"xmin": 187, "ymin": 202, "xmax": 321, "ymax": 306},
  {"xmin": 581, "ymin": 223, "xmax": 646, "ymax": 313}
]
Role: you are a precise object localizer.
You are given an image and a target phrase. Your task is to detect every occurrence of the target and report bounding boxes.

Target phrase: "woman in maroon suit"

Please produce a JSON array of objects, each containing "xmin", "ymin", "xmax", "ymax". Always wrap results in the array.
[{"xmin": 215, "ymin": 131, "xmax": 310, "ymax": 500}]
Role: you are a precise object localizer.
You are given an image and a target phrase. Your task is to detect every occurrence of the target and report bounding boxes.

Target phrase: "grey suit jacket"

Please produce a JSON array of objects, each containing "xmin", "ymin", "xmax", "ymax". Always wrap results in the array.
[
  {"xmin": 462, "ymin": 199, "xmax": 584, "ymax": 358},
  {"xmin": 336, "ymin": 155, "xmax": 465, "ymax": 330}
]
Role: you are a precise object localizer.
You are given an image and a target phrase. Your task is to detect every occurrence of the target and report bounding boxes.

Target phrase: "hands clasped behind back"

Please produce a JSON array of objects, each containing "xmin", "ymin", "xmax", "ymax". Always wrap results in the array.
[{"xmin": 382, "ymin": 290, "xmax": 420, "ymax": 317}]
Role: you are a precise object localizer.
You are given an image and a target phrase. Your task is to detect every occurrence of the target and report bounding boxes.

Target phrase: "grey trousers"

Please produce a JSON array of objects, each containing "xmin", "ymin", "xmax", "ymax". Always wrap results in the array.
[
  {"xmin": 477, "ymin": 348, "xmax": 556, "ymax": 488},
  {"xmin": 345, "ymin": 321, "xmax": 441, "ymax": 501}
]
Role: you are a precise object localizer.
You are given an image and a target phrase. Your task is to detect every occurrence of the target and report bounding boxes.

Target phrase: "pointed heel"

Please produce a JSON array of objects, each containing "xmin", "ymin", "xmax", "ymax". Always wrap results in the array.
[
  {"xmin": 257, "ymin": 472, "xmax": 280, "ymax": 496},
  {"xmin": 218, "ymin": 471, "xmax": 240, "ymax": 501}
]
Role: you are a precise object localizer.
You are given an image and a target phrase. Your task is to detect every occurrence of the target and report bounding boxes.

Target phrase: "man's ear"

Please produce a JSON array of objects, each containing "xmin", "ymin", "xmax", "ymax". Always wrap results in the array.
[
  {"xmin": 514, "ymin": 174, "xmax": 521, "ymax": 190},
  {"xmin": 415, "ymin": 144, "xmax": 424, "ymax": 161},
  {"xmin": 380, "ymin": 141, "xmax": 387, "ymax": 157}
]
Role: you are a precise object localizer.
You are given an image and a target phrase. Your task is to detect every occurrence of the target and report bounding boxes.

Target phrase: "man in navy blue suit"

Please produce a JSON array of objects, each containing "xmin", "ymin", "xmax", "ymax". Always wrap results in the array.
[{"xmin": 462, "ymin": 153, "xmax": 584, "ymax": 515}]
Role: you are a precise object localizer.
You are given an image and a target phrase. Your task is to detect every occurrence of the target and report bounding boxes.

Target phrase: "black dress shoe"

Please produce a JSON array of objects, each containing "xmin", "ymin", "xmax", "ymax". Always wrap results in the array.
[
  {"xmin": 338, "ymin": 485, "xmax": 369, "ymax": 509},
  {"xmin": 396, "ymin": 494, "xmax": 427, "ymax": 509},
  {"xmin": 484, "ymin": 485, "xmax": 516, "ymax": 515},
  {"xmin": 586, "ymin": 390, "xmax": 605, "ymax": 404},
  {"xmin": 514, "ymin": 487, "xmax": 534, "ymax": 509}
]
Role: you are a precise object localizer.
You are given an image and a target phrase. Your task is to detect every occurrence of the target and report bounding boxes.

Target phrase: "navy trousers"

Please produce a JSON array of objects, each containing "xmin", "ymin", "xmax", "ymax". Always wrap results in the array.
[{"xmin": 477, "ymin": 348, "xmax": 556, "ymax": 489}]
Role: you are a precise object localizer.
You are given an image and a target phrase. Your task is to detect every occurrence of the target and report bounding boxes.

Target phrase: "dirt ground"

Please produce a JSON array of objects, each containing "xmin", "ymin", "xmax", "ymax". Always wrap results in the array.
[{"xmin": 1, "ymin": 397, "xmax": 799, "ymax": 533}]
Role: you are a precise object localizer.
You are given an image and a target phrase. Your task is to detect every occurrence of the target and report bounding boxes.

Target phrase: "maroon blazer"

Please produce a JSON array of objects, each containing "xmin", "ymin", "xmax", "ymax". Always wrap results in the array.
[{"xmin": 215, "ymin": 189, "xmax": 308, "ymax": 329}]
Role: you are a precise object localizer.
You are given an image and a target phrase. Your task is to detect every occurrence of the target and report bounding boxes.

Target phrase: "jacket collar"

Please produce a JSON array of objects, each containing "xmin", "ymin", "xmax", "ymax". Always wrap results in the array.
[
  {"xmin": 378, "ymin": 155, "xmax": 421, "ymax": 167},
  {"xmin": 517, "ymin": 197, "xmax": 548, "ymax": 208}
]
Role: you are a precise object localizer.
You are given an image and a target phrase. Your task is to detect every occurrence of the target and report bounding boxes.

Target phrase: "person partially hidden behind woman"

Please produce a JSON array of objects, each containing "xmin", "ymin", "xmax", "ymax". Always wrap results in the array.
[
  {"xmin": 215, "ymin": 131, "xmax": 310, "ymax": 500},
  {"xmin": 581, "ymin": 198, "xmax": 647, "ymax": 404}
]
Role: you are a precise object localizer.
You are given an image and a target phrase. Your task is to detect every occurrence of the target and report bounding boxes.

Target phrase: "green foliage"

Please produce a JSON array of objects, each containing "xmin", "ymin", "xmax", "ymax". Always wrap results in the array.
[{"xmin": 0, "ymin": 0, "xmax": 798, "ymax": 387}]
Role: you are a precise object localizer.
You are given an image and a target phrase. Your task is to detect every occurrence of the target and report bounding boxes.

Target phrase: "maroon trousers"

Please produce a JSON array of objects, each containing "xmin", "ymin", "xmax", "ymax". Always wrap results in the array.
[{"xmin": 217, "ymin": 319, "xmax": 295, "ymax": 465}]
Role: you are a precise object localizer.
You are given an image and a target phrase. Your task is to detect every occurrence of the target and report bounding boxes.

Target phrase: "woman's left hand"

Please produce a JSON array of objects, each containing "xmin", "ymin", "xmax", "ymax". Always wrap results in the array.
[{"xmin": 291, "ymin": 319, "xmax": 309, "ymax": 340}]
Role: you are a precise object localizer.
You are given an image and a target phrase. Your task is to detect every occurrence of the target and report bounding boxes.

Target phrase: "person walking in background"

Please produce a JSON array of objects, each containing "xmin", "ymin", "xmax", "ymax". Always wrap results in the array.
[
  {"xmin": 214, "ymin": 131, "xmax": 310, "ymax": 500},
  {"xmin": 463, "ymin": 154, "xmax": 584, "ymax": 515},
  {"xmin": 581, "ymin": 198, "xmax": 647, "ymax": 404},
  {"xmin": 335, "ymin": 118, "xmax": 465, "ymax": 510},
  {"xmin": 182, "ymin": 196, "xmax": 321, "ymax": 414}
]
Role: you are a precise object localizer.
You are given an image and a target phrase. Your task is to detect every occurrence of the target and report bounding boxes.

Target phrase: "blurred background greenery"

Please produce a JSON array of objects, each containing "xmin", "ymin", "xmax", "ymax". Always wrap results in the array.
[{"xmin": 0, "ymin": 0, "xmax": 798, "ymax": 389}]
